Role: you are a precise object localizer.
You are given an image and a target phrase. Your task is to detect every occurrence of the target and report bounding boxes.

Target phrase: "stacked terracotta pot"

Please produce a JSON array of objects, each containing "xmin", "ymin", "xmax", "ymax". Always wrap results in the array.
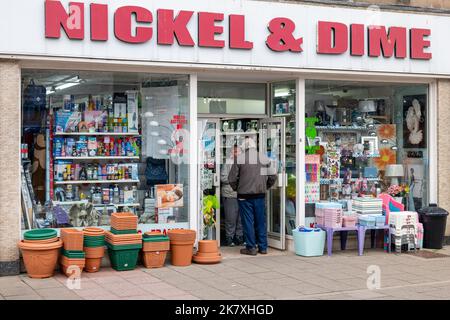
[
  {"xmin": 18, "ymin": 229, "xmax": 62, "ymax": 278},
  {"xmin": 167, "ymin": 229, "xmax": 196, "ymax": 267},
  {"xmin": 142, "ymin": 231, "xmax": 170, "ymax": 268},
  {"xmin": 106, "ymin": 212, "xmax": 142, "ymax": 271},
  {"xmin": 83, "ymin": 227, "xmax": 106, "ymax": 273},
  {"xmin": 193, "ymin": 240, "xmax": 222, "ymax": 264},
  {"xmin": 60, "ymin": 228, "xmax": 85, "ymax": 276}
]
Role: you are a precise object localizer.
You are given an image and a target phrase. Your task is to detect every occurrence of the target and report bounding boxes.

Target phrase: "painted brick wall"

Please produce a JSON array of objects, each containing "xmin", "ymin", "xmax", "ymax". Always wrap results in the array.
[
  {"xmin": 438, "ymin": 80, "xmax": 450, "ymax": 235},
  {"xmin": 0, "ymin": 60, "xmax": 21, "ymax": 275},
  {"xmin": 438, "ymin": 80, "xmax": 450, "ymax": 236}
]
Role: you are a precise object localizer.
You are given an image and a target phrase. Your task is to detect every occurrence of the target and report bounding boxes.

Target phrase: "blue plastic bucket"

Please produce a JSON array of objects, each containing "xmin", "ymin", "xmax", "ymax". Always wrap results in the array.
[{"xmin": 292, "ymin": 228, "xmax": 325, "ymax": 257}]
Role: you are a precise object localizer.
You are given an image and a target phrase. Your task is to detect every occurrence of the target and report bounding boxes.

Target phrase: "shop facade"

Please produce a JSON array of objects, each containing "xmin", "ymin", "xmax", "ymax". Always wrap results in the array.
[{"xmin": 1, "ymin": 0, "xmax": 450, "ymax": 275}]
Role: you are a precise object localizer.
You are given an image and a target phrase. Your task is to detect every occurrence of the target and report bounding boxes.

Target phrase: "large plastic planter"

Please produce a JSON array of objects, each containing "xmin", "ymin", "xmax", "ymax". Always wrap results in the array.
[
  {"xmin": 106, "ymin": 242, "xmax": 142, "ymax": 271},
  {"xmin": 292, "ymin": 229, "xmax": 325, "ymax": 257}
]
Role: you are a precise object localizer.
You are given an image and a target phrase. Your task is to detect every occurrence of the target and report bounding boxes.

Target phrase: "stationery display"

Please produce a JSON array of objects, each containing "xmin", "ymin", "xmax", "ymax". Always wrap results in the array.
[{"xmin": 305, "ymin": 155, "xmax": 320, "ymax": 203}]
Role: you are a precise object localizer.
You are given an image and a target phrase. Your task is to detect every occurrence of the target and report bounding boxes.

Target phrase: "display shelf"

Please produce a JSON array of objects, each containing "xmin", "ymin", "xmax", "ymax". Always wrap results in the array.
[
  {"xmin": 94, "ymin": 203, "xmax": 140, "ymax": 208},
  {"xmin": 315, "ymin": 125, "xmax": 369, "ymax": 131},
  {"xmin": 54, "ymin": 179, "xmax": 140, "ymax": 185},
  {"xmin": 52, "ymin": 200, "xmax": 89, "ymax": 206},
  {"xmin": 54, "ymin": 156, "xmax": 140, "ymax": 160},
  {"xmin": 54, "ymin": 132, "xmax": 140, "ymax": 137},
  {"xmin": 53, "ymin": 200, "xmax": 140, "ymax": 208},
  {"xmin": 352, "ymin": 153, "xmax": 380, "ymax": 158}
]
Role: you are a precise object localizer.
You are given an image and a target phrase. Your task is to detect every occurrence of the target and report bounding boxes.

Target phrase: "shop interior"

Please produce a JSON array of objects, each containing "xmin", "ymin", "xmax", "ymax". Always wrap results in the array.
[
  {"xmin": 21, "ymin": 70, "xmax": 191, "ymax": 231},
  {"xmin": 304, "ymin": 80, "xmax": 429, "ymax": 233}
]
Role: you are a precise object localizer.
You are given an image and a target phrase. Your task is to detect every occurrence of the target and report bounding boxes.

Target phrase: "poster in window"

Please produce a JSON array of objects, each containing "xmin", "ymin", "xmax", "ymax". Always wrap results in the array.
[
  {"xmin": 156, "ymin": 184, "xmax": 184, "ymax": 208},
  {"xmin": 403, "ymin": 95, "xmax": 426, "ymax": 149}
]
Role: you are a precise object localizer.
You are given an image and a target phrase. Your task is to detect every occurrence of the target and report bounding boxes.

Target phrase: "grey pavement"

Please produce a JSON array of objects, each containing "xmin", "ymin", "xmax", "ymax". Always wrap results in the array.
[{"xmin": 2, "ymin": 247, "xmax": 450, "ymax": 300}]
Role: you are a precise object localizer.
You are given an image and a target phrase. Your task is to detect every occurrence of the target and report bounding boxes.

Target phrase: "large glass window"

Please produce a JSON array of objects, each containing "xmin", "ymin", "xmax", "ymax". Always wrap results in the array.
[
  {"xmin": 21, "ymin": 70, "xmax": 190, "ymax": 230},
  {"xmin": 198, "ymin": 82, "xmax": 266, "ymax": 115},
  {"xmin": 304, "ymin": 80, "xmax": 429, "ymax": 227}
]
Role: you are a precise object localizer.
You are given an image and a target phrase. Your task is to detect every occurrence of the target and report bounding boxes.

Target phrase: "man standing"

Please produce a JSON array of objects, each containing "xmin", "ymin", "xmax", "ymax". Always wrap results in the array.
[
  {"xmin": 228, "ymin": 137, "xmax": 277, "ymax": 255},
  {"xmin": 221, "ymin": 144, "xmax": 243, "ymax": 246}
]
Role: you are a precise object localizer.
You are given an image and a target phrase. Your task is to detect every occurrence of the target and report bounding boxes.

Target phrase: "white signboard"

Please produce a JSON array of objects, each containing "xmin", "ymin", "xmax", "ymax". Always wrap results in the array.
[{"xmin": 0, "ymin": 0, "xmax": 448, "ymax": 75}]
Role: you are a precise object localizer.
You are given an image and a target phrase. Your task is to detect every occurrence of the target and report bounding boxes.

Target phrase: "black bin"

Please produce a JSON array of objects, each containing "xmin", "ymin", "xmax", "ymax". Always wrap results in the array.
[{"xmin": 417, "ymin": 204, "xmax": 449, "ymax": 249}]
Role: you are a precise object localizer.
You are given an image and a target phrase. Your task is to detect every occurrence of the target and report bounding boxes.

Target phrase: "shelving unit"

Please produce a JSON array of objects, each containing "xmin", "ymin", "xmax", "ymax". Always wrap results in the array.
[
  {"xmin": 55, "ymin": 156, "xmax": 140, "ymax": 161},
  {"xmin": 54, "ymin": 132, "xmax": 141, "ymax": 137}
]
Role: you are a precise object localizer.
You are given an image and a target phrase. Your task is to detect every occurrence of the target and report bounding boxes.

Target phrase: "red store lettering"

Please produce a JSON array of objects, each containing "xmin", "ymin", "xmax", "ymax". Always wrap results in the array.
[
  {"xmin": 45, "ymin": 1, "xmax": 253, "ymax": 49},
  {"xmin": 317, "ymin": 20, "xmax": 432, "ymax": 60}
]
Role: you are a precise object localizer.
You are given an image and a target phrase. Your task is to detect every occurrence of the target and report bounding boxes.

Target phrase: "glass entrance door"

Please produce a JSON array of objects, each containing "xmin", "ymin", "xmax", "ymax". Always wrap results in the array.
[
  {"xmin": 259, "ymin": 118, "xmax": 286, "ymax": 250},
  {"xmin": 198, "ymin": 118, "xmax": 221, "ymax": 242}
]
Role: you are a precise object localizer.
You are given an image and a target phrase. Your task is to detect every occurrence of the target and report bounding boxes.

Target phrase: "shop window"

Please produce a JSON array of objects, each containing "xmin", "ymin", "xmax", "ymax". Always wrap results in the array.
[
  {"xmin": 304, "ymin": 80, "xmax": 429, "ymax": 227},
  {"xmin": 198, "ymin": 82, "xmax": 266, "ymax": 115},
  {"xmin": 21, "ymin": 70, "xmax": 190, "ymax": 230}
]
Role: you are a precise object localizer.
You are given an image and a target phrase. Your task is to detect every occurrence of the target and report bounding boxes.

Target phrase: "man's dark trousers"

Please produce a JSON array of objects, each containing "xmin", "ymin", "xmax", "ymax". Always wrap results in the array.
[{"xmin": 238, "ymin": 197, "xmax": 267, "ymax": 251}]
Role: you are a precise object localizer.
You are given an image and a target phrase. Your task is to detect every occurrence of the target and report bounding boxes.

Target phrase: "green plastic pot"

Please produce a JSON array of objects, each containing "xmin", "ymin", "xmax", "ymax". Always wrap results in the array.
[
  {"xmin": 106, "ymin": 242, "xmax": 142, "ymax": 271},
  {"xmin": 24, "ymin": 229, "xmax": 57, "ymax": 241},
  {"xmin": 62, "ymin": 249, "xmax": 86, "ymax": 259},
  {"xmin": 110, "ymin": 228, "xmax": 138, "ymax": 235}
]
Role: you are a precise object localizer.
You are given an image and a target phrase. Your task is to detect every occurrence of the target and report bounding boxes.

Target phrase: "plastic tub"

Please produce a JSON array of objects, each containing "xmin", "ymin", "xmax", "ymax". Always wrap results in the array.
[{"xmin": 292, "ymin": 228, "xmax": 325, "ymax": 257}]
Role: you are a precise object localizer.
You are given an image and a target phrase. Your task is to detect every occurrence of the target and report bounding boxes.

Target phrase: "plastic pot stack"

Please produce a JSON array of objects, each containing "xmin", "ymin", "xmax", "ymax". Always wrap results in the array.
[
  {"xmin": 18, "ymin": 229, "xmax": 62, "ymax": 279},
  {"xmin": 106, "ymin": 212, "xmax": 142, "ymax": 271},
  {"xmin": 83, "ymin": 227, "xmax": 106, "ymax": 273},
  {"xmin": 193, "ymin": 240, "xmax": 222, "ymax": 264},
  {"xmin": 167, "ymin": 229, "xmax": 196, "ymax": 267},
  {"xmin": 60, "ymin": 228, "xmax": 85, "ymax": 276},
  {"xmin": 142, "ymin": 232, "xmax": 170, "ymax": 268}
]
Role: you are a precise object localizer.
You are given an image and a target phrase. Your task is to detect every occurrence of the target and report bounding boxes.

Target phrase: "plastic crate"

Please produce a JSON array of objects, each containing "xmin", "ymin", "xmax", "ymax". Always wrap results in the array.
[
  {"xmin": 358, "ymin": 215, "xmax": 376, "ymax": 227},
  {"xmin": 342, "ymin": 215, "xmax": 357, "ymax": 227},
  {"xmin": 292, "ymin": 228, "xmax": 325, "ymax": 257},
  {"xmin": 315, "ymin": 202, "xmax": 343, "ymax": 228},
  {"xmin": 106, "ymin": 242, "xmax": 142, "ymax": 271}
]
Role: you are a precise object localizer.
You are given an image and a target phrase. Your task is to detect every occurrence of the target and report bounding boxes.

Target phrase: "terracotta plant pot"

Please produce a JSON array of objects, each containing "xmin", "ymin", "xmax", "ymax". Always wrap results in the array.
[
  {"xmin": 60, "ymin": 255, "xmax": 85, "ymax": 277},
  {"xmin": 23, "ymin": 237, "xmax": 58, "ymax": 244},
  {"xmin": 18, "ymin": 239, "xmax": 63, "ymax": 279},
  {"xmin": 105, "ymin": 231, "xmax": 141, "ymax": 242},
  {"xmin": 83, "ymin": 227, "xmax": 105, "ymax": 236},
  {"xmin": 84, "ymin": 246, "xmax": 105, "ymax": 259},
  {"xmin": 85, "ymin": 257, "xmax": 102, "ymax": 273},
  {"xmin": 61, "ymin": 228, "xmax": 84, "ymax": 251},
  {"xmin": 192, "ymin": 254, "xmax": 222, "ymax": 264},
  {"xmin": 170, "ymin": 240, "xmax": 195, "ymax": 267},
  {"xmin": 198, "ymin": 240, "xmax": 219, "ymax": 253},
  {"xmin": 195, "ymin": 251, "xmax": 222, "ymax": 258},
  {"xmin": 167, "ymin": 229, "xmax": 196, "ymax": 242},
  {"xmin": 142, "ymin": 251, "xmax": 168, "ymax": 268},
  {"xmin": 193, "ymin": 240, "xmax": 221, "ymax": 265}
]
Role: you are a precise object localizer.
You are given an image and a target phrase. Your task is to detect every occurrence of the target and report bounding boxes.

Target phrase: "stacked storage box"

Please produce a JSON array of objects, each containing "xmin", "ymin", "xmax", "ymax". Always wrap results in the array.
[
  {"xmin": 315, "ymin": 202, "xmax": 343, "ymax": 228},
  {"xmin": 107, "ymin": 212, "xmax": 142, "ymax": 271},
  {"xmin": 60, "ymin": 228, "xmax": 85, "ymax": 276},
  {"xmin": 353, "ymin": 197, "xmax": 383, "ymax": 215}
]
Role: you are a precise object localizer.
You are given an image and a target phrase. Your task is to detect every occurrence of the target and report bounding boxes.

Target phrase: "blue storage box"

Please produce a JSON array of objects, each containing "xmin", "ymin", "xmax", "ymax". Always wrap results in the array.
[
  {"xmin": 358, "ymin": 215, "xmax": 376, "ymax": 226},
  {"xmin": 373, "ymin": 215, "xmax": 386, "ymax": 227},
  {"xmin": 292, "ymin": 228, "xmax": 325, "ymax": 257},
  {"xmin": 364, "ymin": 167, "xmax": 378, "ymax": 178}
]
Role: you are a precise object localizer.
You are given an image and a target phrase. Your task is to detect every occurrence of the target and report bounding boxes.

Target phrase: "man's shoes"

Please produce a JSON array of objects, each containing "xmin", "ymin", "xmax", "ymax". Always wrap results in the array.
[
  {"xmin": 234, "ymin": 236, "xmax": 244, "ymax": 246},
  {"xmin": 225, "ymin": 237, "xmax": 235, "ymax": 247},
  {"xmin": 258, "ymin": 249, "xmax": 268, "ymax": 254},
  {"xmin": 240, "ymin": 248, "xmax": 257, "ymax": 256}
]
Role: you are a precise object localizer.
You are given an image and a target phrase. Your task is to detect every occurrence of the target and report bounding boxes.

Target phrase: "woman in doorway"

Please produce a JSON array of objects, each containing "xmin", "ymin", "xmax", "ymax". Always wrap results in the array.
[{"xmin": 221, "ymin": 144, "xmax": 243, "ymax": 246}]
